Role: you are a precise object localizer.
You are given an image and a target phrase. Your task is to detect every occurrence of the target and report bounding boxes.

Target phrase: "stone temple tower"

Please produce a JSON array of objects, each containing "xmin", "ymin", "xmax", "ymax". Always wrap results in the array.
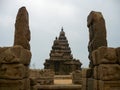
[{"xmin": 44, "ymin": 28, "xmax": 82, "ymax": 75}]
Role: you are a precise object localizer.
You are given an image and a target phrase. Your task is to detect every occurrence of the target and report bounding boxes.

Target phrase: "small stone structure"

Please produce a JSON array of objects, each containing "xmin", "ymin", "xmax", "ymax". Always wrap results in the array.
[
  {"xmin": 0, "ymin": 7, "xmax": 31, "ymax": 90},
  {"xmin": 44, "ymin": 28, "xmax": 82, "ymax": 75},
  {"xmin": 29, "ymin": 69, "xmax": 54, "ymax": 90},
  {"xmin": 87, "ymin": 11, "xmax": 107, "ymax": 68}
]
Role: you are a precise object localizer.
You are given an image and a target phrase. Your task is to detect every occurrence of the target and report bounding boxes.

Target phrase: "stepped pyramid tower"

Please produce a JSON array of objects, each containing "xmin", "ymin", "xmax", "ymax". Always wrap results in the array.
[{"xmin": 44, "ymin": 28, "xmax": 82, "ymax": 75}]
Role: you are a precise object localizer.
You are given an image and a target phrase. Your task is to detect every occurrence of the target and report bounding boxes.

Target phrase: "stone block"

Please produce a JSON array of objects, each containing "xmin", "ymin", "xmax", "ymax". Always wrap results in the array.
[
  {"xmin": 94, "ymin": 64, "xmax": 120, "ymax": 80},
  {"xmin": 0, "ymin": 63, "xmax": 29, "ymax": 79},
  {"xmin": 0, "ymin": 45, "xmax": 31, "ymax": 65},
  {"xmin": 99, "ymin": 80, "xmax": 120, "ymax": 90},
  {"xmin": 0, "ymin": 78, "xmax": 30, "ymax": 90},
  {"xmin": 82, "ymin": 68, "xmax": 92, "ymax": 78},
  {"xmin": 72, "ymin": 70, "xmax": 82, "ymax": 84},
  {"xmin": 92, "ymin": 46, "xmax": 117, "ymax": 65},
  {"xmin": 116, "ymin": 47, "xmax": 120, "ymax": 64},
  {"xmin": 93, "ymin": 66, "xmax": 99, "ymax": 80}
]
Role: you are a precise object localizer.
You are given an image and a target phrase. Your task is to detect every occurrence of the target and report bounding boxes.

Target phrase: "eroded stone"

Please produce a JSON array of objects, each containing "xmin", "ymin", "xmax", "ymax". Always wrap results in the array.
[
  {"xmin": 92, "ymin": 46, "xmax": 117, "ymax": 65},
  {"xmin": 94, "ymin": 64, "xmax": 120, "ymax": 80},
  {"xmin": 14, "ymin": 7, "xmax": 31, "ymax": 50},
  {"xmin": 0, "ymin": 45, "xmax": 31, "ymax": 65},
  {"xmin": 87, "ymin": 11, "xmax": 107, "ymax": 67}
]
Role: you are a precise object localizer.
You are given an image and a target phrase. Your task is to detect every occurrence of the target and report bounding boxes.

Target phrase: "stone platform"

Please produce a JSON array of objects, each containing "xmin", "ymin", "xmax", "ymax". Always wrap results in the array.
[{"xmin": 32, "ymin": 85, "xmax": 81, "ymax": 90}]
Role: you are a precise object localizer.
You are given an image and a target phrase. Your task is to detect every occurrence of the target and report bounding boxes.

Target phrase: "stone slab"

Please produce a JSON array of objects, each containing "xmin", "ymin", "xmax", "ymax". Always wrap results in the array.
[{"xmin": 32, "ymin": 84, "xmax": 81, "ymax": 90}]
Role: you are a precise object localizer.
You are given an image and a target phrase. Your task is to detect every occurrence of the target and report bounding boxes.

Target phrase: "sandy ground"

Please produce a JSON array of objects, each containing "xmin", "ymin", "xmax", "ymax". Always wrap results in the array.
[{"xmin": 54, "ymin": 79, "xmax": 72, "ymax": 85}]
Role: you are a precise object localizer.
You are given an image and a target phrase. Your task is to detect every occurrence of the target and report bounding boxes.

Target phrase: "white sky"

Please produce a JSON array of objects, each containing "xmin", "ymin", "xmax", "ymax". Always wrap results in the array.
[{"xmin": 0, "ymin": 0, "xmax": 120, "ymax": 69}]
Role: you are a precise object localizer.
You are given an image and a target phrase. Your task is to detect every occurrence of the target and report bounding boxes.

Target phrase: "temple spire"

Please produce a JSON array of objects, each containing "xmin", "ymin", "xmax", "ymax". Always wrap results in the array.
[
  {"xmin": 61, "ymin": 27, "xmax": 63, "ymax": 31},
  {"xmin": 44, "ymin": 28, "xmax": 82, "ymax": 75}
]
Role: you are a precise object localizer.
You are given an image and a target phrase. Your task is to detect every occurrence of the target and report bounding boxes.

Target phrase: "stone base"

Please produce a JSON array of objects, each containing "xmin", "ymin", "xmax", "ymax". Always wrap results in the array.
[{"xmin": 0, "ymin": 78, "xmax": 30, "ymax": 90}]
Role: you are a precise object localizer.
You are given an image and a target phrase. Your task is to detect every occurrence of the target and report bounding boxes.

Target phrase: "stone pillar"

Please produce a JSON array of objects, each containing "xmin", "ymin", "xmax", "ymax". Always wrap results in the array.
[
  {"xmin": 72, "ymin": 70, "xmax": 82, "ymax": 84},
  {"xmin": 81, "ymin": 68, "xmax": 91, "ymax": 90},
  {"xmin": 14, "ymin": 7, "xmax": 31, "ymax": 50},
  {"xmin": 87, "ymin": 11, "xmax": 107, "ymax": 68},
  {"xmin": 90, "ymin": 46, "xmax": 120, "ymax": 90},
  {"xmin": 0, "ymin": 7, "xmax": 31, "ymax": 90}
]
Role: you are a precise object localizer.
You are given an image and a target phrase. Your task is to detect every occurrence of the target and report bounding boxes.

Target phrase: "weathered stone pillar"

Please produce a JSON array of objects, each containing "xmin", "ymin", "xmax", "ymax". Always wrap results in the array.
[
  {"xmin": 87, "ymin": 11, "xmax": 107, "ymax": 68},
  {"xmin": 14, "ymin": 7, "xmax": 31, "ymax": 50},
  {"xmin": 0, "ymin": 7, "xmax": 31, "ymax": 90}
]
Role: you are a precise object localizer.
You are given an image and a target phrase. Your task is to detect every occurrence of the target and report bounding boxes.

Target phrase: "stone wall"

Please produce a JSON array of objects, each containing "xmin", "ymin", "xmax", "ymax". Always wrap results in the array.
[{"xmin": 29, "ymin": 69, "xmax": 54, "ymax": 90}]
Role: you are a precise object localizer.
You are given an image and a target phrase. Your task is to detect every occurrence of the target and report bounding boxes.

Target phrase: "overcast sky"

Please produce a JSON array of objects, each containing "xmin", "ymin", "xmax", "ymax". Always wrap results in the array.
[{"xmin": 0, "ymin": 0, "xmax": 120, "ymax": 69}]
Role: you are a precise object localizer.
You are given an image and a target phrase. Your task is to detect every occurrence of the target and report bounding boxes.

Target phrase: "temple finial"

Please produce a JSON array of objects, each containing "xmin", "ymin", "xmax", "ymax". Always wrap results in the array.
[
  {"xmin": 55, "ymin": 37, "xmax": 58, "ymax": 40},
  {"xmin": 61, "ymin": 27, "xmax": 63, "ymax": 31}
]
